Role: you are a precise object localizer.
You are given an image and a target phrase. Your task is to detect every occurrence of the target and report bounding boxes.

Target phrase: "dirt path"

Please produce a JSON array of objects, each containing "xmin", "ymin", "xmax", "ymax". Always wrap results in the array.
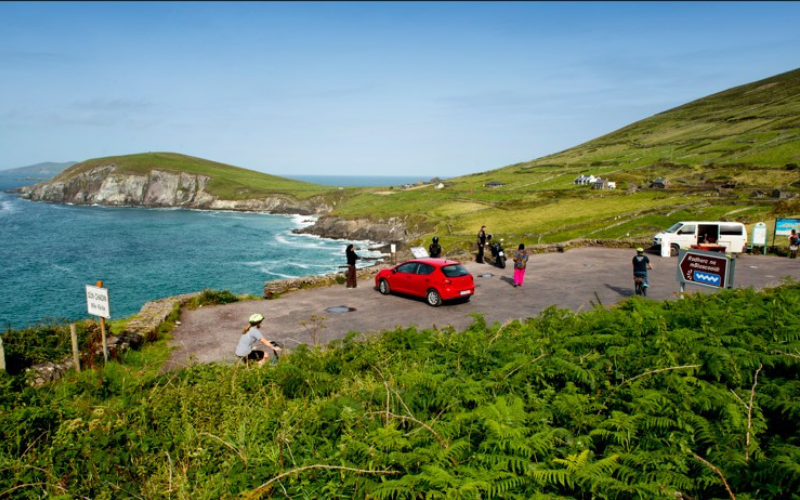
[{"xmin": 163, "ymin": 248, "xmax": 800, "ymax": 371}]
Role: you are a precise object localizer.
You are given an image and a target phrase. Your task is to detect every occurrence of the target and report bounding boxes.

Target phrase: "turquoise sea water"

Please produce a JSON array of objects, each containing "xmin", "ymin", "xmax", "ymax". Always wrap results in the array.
[{"xmin": 0, "ymin": 175, "xmax": 418, "ymax": 330}]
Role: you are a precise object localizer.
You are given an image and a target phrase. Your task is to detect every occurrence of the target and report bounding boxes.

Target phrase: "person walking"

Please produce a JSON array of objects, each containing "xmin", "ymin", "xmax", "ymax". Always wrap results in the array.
[
  {"xmin": 477, "ymin": 225, "xmax": 487, "ymax": 263},
  {"xmin": 235, "ymin": 313, "xmax": 282, "ymax": 366},
  {"xmin": 790, "ymin": 229, "xmax": 799, "ymax": 259},
  {"xmin": 346, "ymin": 244, "xmax": 361, "ymax": 288},
  {"xmin": 512, "ymin": 243, "xmax": 529, "ymax": 287},
  {"xmin": 429, "ymin": 236, "xmax": 442, "ymax": 258}
]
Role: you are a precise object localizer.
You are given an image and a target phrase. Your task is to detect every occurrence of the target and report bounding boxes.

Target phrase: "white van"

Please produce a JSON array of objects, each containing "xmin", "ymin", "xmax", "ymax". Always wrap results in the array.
[{"xmin": 654, "ymin": 221, "xmax": 748, "ymax": 256}]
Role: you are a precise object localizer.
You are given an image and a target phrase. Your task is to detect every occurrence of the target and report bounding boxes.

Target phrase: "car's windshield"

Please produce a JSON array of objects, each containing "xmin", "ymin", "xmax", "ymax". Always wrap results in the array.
[
  {"xmin": 665, "ymin": 223, "xmax": 683, "ymax": 234},
  {"xmin": 441, "ymin": 264, "xmax": 470, "ymax": 278}
]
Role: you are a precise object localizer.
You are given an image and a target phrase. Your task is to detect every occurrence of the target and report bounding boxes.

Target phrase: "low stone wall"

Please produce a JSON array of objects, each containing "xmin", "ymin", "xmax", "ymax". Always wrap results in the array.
[
  {"xmin": 24, "ymin": 292, "xmax": 201, "ymax": 386},
  {"xmin": 264, "ymin": 264, "xmax": 393, "ymax": 298},
  {"xmin": 122, "ymin": 292, "xmax": 201, "ymax": 340}
]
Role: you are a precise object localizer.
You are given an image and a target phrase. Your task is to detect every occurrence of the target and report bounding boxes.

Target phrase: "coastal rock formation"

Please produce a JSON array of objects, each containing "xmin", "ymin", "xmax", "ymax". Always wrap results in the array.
[
  {"xmin": 293, "ymin": 215, "xmax": 414, "ymax": 245},
  {"xmin": 18, "ymin": 164, "xmax": 331, "ymax": 214}
]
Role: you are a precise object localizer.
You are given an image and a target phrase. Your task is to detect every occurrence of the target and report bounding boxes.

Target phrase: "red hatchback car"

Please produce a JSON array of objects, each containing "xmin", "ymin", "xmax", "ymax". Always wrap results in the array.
[{"xmin": 374, "ymin": 258, "xmax": 475, "ymax": 306}]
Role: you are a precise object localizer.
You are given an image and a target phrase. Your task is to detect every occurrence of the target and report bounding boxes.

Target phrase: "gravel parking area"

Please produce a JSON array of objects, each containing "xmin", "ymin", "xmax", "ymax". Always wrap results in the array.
[{"xmin": 164, "ymin": 248, "xmax": 800, "ymax": 370}]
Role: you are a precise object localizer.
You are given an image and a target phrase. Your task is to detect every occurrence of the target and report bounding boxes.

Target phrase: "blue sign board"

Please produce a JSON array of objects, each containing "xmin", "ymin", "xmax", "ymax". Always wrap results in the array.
[{"xmin": 775, "ymin": 218, "xmax": 800, "ymax": 236}]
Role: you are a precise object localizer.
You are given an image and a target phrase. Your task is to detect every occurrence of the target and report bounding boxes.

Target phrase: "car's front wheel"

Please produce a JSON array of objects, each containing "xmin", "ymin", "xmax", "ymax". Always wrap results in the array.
[
  {"xmin": 426, "ymin": 289, "xmax": 442, "ymax": 307},
  {"xmin": 378, "ymin": 279, "xmax": 391, "ymax": 295}
]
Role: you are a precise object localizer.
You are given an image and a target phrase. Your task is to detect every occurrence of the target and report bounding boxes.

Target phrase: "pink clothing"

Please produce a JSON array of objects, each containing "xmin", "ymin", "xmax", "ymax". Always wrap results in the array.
[{"xmin": 514, "ymin": 267, "xmax": 526, "ymax": 286}]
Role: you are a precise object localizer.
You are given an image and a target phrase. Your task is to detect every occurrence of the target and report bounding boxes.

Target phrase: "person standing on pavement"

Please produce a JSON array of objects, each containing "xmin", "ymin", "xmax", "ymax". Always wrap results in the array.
[
  {"xmin": 789, "ymin": 229, "xmax": 799, "ymax": 259},
  {"xmin": 346, "ymin": 244, "xmax": 361, "ymax": 288},
  {"xmin": 235, "ymin": 313, "xmax": 282, "ymax": 365},
  {"xmin": 512, "ymin": 243, "xmax": 529, "ymax": 287},
  {"xmin": 429, "ymin": 236, "xmax": 442, "ymax": 258},
  {"xmin": 477, "ymin": 225, "xmax": 487, "ymax": 263}
]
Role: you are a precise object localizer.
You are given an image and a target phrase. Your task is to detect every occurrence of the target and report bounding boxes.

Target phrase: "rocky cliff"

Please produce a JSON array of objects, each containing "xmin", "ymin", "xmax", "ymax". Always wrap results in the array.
[
  {"xmin": 293, "ymin": 215, "xmax": 415, "ymax": 247},
  {"xmin": 18, "ymin": 164, "xmax": 331, "ymax": 214}
]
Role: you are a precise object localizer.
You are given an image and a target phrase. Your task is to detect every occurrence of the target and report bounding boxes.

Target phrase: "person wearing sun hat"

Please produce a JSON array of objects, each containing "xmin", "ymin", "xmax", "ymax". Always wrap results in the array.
[{"xmin": 235, "ymin": 313, "xmax": 282, "ymax": 365}]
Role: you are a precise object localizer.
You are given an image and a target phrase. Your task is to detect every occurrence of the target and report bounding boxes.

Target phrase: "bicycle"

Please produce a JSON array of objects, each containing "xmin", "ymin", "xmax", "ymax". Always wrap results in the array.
[{"xmin": 634, "ymin": 275, "xmax": 648, "ymax": 297}]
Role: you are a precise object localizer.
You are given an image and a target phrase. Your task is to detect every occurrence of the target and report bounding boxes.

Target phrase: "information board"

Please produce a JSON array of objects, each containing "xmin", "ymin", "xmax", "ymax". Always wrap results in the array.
[{"xmin": 86, "ymin": 285, "xmax": 111, "ymax": 319}]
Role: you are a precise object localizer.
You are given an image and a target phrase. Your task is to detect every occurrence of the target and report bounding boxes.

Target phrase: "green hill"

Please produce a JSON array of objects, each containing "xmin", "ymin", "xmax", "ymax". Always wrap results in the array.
[
  {"xmin": 0, "ymin": 161, "xmax": 76, "ymax": 178},
  {"xmin": 54, "ymin": 152, "xmax": 335, "ymax": 200},
  {"xmin": 330, "ymin": 68, "xmax": 800, "ymax": 249}
]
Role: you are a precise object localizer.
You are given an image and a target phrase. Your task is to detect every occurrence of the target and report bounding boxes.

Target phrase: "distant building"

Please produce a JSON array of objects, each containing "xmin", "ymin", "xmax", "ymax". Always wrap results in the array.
[
  {"xmin": 574, "ymin": 174, "xmax": 597, "ymax": 185},
  {"xmin": 434, "ymin": 182, "xmax": 445, "ymax": 189},
  {"xmin": 593, "ymin": 178, "xmax": 615, "ymax": 190},
  {"xmin": 773, "ymin": 189, "xmax": 794, "ymax": 199},
  {"xmin": 650, "ymin": 178, "xmax": 671, "ymax": 189},
  {"xmin": 484, "ymin": 181, "xmax": 505, "ymax": 188}
]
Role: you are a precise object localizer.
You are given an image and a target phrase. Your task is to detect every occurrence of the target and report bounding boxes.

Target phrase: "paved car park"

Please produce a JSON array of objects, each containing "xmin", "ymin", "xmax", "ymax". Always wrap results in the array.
[{"xmin": 164, "ymin": 247, "xmax": 800, "ymax": 370}]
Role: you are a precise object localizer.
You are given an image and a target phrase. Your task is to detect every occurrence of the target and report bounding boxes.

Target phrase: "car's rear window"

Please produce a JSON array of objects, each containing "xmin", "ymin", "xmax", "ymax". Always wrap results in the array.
[{"xmin": 441, "ymin": 264, "xmax": 470, "ymax": 277}]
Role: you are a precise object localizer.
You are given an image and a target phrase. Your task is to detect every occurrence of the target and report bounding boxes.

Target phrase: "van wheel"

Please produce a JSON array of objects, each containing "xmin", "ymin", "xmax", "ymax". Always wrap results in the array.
[{"xmin": 670, "ymin": 244, "xmax": 680, "ymax": 257}]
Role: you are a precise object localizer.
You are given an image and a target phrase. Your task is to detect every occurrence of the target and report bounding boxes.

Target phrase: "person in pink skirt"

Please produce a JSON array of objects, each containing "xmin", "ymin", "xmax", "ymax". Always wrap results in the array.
[{"xmin": 511, "ymin": 243, "xmax": 529, "ymax": 287}]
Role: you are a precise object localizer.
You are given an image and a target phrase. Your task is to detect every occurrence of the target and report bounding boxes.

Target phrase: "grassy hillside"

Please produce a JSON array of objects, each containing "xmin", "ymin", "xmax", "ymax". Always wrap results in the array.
[
  {"xmin": 54, "ymin": 152, "xmax": 337, "ymax": 200},
  {"xmin": 330, "ymin": 68, "xmax": 800, "ymax": 249}
]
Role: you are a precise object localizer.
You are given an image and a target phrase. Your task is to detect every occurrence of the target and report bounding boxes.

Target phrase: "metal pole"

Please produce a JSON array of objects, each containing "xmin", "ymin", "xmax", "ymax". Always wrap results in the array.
[{"xmin": 97, "ymin": 280, "xmax": 108, "ymax": 364}]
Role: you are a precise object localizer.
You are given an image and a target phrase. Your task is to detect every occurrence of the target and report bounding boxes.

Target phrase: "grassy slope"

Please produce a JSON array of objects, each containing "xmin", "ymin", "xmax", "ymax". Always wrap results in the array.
[
  {"xmin": 53, "ymin": 152, "xmax": 335, "ymax": 200},
  {"xmin": 331, "ymin": 68, "xmax": 800, "ymax": 249}
]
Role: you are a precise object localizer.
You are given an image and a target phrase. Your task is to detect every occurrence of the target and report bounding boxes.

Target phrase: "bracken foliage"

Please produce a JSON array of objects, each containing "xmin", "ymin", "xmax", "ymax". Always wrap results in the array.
[{"xmin": 1, "ymin": 282, "xmax": 800, "ymax": 499}]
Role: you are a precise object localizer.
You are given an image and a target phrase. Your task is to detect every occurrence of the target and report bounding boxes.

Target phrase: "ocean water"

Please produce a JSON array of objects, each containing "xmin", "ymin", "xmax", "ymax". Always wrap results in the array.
[{"xmin": 0, "ymin": 176, "xmax": 387, "ymax": 330}]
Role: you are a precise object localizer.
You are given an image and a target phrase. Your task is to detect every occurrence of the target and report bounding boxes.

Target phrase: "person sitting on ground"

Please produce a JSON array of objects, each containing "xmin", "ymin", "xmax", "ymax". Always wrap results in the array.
[{"xmin": 235, "ymin": 313, "xmax": 282, "ymax": 366}]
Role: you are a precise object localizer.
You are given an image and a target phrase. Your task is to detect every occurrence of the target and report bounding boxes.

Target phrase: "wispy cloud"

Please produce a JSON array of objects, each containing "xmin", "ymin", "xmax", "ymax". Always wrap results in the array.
[
  {"xmin": 71, "ymin": 98, "xmax": 154, "ymax": 113},
  {"xmin": 0, "ymin": 51, "xmax": 77, "ymax": 66}
]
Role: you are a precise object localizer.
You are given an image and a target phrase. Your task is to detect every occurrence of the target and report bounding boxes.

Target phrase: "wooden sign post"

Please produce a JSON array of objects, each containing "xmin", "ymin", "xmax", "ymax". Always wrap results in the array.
[
  {"xmin": 70, "ymin": 323, "xmax": 80, "ymax": 373},
  {"xmin": 86, "ymin": 281, "xmax": 111, "ymax": 364}
]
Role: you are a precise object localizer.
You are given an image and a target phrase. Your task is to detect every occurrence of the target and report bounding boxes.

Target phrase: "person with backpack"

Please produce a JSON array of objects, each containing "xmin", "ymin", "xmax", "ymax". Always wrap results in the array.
[
  {"xmin": 632, "ymin": 247, "xmax": 653, "ymax": 296},
  {"xmin": 511, "ymin": 243, "xmax": 529, "ymax": 287}
]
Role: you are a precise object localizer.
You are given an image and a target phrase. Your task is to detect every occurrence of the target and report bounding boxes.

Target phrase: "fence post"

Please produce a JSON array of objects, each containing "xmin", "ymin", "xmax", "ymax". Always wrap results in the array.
[
  {"xmin": 70, "ymin": 324, "xmax": 80, "ymax": 373},
  {"xmin": 0, "ymin": 335, "xmax": 5, "ymax": 372}
]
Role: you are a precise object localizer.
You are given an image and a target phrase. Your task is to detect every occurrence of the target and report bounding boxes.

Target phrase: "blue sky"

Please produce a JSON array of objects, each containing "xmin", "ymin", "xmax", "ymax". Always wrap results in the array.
[{"xmin": 1, "ymin": 1, "xmax": 799, "ymax": 177}]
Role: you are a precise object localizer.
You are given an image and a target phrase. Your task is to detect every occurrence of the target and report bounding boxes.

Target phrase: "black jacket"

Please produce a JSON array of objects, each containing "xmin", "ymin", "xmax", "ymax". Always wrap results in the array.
[{"xmin": 346, "ymin": 248, "xmax": 360, "ymax": 266}]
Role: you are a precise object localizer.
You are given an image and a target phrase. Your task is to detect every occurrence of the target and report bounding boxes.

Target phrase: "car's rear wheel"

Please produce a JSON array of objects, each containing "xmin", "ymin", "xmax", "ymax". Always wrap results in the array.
[
  {"xmin": 378, "ymin": 278, "xmax": 391, "ymax": 295},
  {"xmin": 426, "ymin": 289, "xmax": 442, "ymax": 307}
]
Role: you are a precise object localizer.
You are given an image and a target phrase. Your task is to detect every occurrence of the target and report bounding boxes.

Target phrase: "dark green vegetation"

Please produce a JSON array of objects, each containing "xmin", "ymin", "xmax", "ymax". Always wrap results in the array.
[
  {"xmin": 2, "ymin": 282, "xmax": 800, "ymax": 499},
  {"xmin": 54, "ymin": 152, "xmax": 336, "ymax": 200},
  {"xmin": 327, "ymin": 68, "xmax": 800, "ymax": 250}
]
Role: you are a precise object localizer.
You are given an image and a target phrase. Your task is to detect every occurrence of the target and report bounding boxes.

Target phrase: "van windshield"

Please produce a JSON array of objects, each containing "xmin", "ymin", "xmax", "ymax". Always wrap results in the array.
[{"xmin": 665, "ymin": 223, "xmax": 683, "ymax": 234}]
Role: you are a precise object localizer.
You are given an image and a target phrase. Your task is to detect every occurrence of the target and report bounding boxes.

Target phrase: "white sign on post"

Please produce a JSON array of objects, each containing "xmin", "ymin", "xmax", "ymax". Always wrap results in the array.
[
  {"xmin": 86, "ymin": 285, "xmax": 111, "ymax": 319},
  {"xmin": 410, "ymin": 246, "xmax": 429, "ymax": 258}
]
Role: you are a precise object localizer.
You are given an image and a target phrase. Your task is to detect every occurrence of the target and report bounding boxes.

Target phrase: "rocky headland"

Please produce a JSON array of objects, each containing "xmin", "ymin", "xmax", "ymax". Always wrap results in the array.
[
  {"xmin": 16, "ymin": 162, "xmax": 415, "ymax": 243},
  {"xmin": 17, "ymin": 164, "xmax": 332, "ymax": 215}
]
